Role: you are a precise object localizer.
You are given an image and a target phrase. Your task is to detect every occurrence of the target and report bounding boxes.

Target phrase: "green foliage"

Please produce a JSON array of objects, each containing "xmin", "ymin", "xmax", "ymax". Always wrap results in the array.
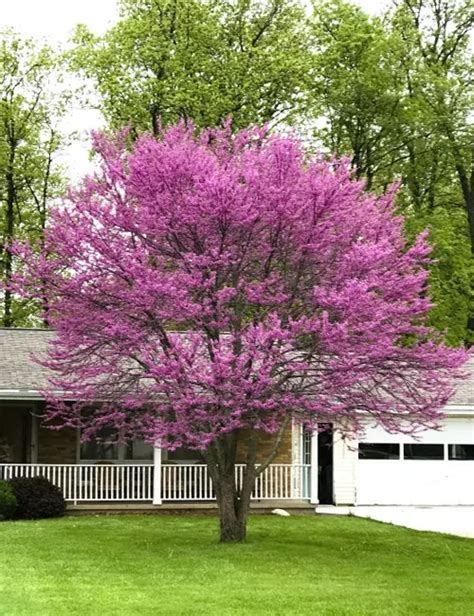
[
  {"xmin": 8, "ymin": 476, "xmax": 65, "ymax": 520},
  {"xmin": 65, "ymin": 0, "xmax": 474, "ymax": 345},
  {"xmin": 310, "ymin": 0, "xmax": 474, "ymax": 344},
  {"xmin": 0, "ymin": 479, "xmax": 16, "ymax": 520},
  {"xmin": 404, "ymin": 207, "xmax": 474, "ymax": 345},
  {"xmin": 0, "ymin": 30, "xmax": 68, "ymax": 326},
  {"xmin": 70, "ymin": 0, "xmax": 312, "ymax": 133},
  {"xmin": 310, "ymin": 0, "xmax": 403, "ymax": 189}
]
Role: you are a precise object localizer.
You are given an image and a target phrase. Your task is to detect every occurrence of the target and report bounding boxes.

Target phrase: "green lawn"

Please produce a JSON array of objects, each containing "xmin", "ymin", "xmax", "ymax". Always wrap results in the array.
[{"xmin": 0, "ymin": 514, "xmax": 473, "ymax": 616}]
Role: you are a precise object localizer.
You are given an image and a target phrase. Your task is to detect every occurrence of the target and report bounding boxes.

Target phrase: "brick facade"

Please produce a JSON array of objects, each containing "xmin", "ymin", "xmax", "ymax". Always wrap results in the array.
[
  {"xmin": 35, "ymin": 425, "xmax": 293, "ymax": 465},
  {"xmin": 34, "ymin": 425, "xmax": 292, "ymax": 465}
]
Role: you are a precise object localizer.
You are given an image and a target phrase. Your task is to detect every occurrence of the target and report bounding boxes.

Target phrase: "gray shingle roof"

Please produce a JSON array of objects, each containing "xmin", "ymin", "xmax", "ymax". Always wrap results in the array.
[
  {"xmin": 450, "ymin": 357, "xmax": 474, "ymax": 406},
  {"xmin": 0, "ymin": 328, "xmax": 472, "ymax": 406},
  {"xmin": 0, "ymin": 328, "xmax": 55, "ymax": 395}
]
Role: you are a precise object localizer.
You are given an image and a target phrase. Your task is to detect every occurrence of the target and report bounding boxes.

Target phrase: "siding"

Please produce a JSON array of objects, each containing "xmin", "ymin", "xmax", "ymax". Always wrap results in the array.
[{"xmin": 333, "ymin": 431, "xmax": 357, "ymax": 505}]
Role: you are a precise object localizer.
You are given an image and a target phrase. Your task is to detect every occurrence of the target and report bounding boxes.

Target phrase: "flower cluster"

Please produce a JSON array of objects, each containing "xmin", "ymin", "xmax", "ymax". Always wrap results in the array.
[{"xmin": 13, "ymin": 123, "xmax": 468, "ymax": 449}]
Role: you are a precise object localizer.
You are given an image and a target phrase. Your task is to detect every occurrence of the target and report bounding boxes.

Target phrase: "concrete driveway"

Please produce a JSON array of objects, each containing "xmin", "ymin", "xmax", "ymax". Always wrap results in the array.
[{"xmin": 351, "ymin": 506, "xmax": 474, "ymax": 539}]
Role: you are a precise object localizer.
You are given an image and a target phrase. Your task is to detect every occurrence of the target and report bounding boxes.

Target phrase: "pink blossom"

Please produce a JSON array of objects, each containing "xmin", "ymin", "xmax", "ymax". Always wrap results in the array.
[{"xmin": 12, "ymin": 123, "xmax": 469, "ymax": 449}]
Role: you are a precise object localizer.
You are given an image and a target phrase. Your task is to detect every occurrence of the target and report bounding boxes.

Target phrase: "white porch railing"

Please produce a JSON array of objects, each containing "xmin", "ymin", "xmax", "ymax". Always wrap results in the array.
[{"xmin": 0, "ymin": 463, "xmax": 311, "ymax": 503}]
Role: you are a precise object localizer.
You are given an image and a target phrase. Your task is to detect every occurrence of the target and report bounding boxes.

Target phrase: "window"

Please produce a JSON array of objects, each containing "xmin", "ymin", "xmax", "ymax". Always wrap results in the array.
[
  {"xmin": 80, "ymin": 428, "xmax": 118, "ymax": 461},
  {"xmin": 80, "ymin": 429, "xmax": 153, "ymax": 462},
  {"xmin": 125, "ymin": 440, "xmax": 153, "ymax": 461},
  {"xmin": 358, "ymin": 443, "xmax": 400, "ymax": 460},
  {"xmin": 448, "ymin": 444, "xmax": 474, "ymax": 460},
  {"xmin": 403, "ymin": 444, "xmax": 444, "ymax": 460},
  {"xmin": 302, "ymin": 427, "xmax": 312, "ymax": 465}
]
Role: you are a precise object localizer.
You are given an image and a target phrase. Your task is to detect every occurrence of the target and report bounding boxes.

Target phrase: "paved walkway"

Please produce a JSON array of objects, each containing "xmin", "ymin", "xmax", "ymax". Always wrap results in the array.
[{"xmin": 351, "ymin": 506, "xmax": 474, "ymax": 539}]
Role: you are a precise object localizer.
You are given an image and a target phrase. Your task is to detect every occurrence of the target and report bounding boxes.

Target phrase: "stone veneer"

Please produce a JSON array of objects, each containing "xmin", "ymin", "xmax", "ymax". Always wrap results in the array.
[
  {"xmin": 236, "ymin": 427, "xmax": 293, "ymax": 464},
  {"xmin": 37, "ymin": 426, "xmax": 77, "ymax": 464}
]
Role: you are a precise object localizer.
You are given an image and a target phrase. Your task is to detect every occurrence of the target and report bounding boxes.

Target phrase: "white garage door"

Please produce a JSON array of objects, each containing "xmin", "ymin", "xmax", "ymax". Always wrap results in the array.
[{"xmin": 356, "ymin": 418, "xmax": 474, "ymax": 505}]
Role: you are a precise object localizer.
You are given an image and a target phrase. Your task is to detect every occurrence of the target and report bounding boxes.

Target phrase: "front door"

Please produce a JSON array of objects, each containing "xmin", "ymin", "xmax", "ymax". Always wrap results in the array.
[{"xmin": 318, "ymin": 425, "xmax": 333, "ymax": 505}]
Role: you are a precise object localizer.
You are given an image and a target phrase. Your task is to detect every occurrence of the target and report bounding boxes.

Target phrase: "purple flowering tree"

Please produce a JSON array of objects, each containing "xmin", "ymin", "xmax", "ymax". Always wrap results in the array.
[{"xmin": 14, "ymin": 124, "xmax": 467, "ymax": 542}]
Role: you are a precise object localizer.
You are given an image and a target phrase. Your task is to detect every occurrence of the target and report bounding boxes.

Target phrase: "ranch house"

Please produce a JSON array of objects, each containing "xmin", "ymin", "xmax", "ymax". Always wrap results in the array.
[{"xmin": 0, "ymin": 329, "xmax": 473, "ymax": 511}]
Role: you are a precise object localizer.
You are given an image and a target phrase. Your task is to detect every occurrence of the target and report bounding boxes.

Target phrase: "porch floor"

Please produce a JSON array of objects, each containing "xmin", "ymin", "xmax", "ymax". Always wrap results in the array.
[{"xmin": 67, "ymin": 499, "xmax": 314, "ymax": 515}]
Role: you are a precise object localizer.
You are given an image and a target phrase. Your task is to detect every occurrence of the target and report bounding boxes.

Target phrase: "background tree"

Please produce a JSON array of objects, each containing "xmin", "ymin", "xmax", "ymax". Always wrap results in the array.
[
  {"xmin": 390, "ymin": 0, "xmax": 474, "ymax": 340},
  {"xmin": 70, "ymin": 0, "xmax": 474, "ymax": 344},
  {"xmin": 0, "ymin": 30, "xmax": 68, "ymax": 326},
  {"xmin": 310, "ymin": 0, "xmax": 403, "ymax": 190},
  {"xmin": 14, "ymin": 124, "xmax": 467, "ymax": 542},
  {"xmin": 310, "ymin": 0, "xmax": 474, "ymax": 345},
  {"xmin": 70, "ymin": 0, "xmax": 311, "ymax": 134}
]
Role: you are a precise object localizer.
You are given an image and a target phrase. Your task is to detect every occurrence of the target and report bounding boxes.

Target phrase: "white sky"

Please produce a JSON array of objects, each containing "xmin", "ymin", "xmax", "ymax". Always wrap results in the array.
[
  {"xmin": 0, "ymin": 0, "xmax": 120, "ymax": 40},
  {"xmin": 0, "ymin": 0, "xmax": 388, "ymax": 180}
]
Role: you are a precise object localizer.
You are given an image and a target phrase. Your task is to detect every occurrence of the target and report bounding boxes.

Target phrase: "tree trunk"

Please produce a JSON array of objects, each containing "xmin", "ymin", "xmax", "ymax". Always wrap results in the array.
[
  {"xmin": 205, "ymin": 431, "xmax": 257, "ymax": 543},
  {"xmin": 3, "ymin": 156, "xmax": 15, "ymax": 328},
  {"xmin": 215, "ymin": 472, "xmax": 248, "ymax": 543},
  {"xmin": 206, "ymin": 422, "xmax": 289, "ymax": 542}
]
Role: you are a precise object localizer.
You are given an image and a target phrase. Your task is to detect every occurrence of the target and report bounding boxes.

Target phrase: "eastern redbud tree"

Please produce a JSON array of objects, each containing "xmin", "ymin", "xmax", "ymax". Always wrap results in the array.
[{"xmin": 14, "ymin": 124, "xmax": 467, "ymax": 542}]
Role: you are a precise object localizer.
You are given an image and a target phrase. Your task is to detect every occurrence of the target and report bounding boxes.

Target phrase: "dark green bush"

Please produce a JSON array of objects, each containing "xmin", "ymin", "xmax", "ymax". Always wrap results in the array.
[
  {"xmin": 9, "ymin": 476, "xmax": 65, "ymax": 520},
  {"xmin": 0, "ymin": 480, "xmax": 17, "ymax": 520}
]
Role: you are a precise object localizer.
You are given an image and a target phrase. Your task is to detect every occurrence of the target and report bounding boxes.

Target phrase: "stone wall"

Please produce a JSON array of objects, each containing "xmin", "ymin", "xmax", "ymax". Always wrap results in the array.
[
  {"xmin": 37, "ymin": 426, "xmax": 77, "ymax": 464},
  {"xmin": 236, "ymin": 426, "xmax": 293, "ymax": 464}
]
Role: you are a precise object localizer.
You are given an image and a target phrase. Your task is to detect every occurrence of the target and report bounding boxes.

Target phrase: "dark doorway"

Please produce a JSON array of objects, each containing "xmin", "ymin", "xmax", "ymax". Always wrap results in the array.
[
  {"xmin": 0, "ymin": 407, "xmax": 30, "ymax": 463},
  {"xmin": 318, "ymin": 425, "xmax": 333, "ymax": 505}
]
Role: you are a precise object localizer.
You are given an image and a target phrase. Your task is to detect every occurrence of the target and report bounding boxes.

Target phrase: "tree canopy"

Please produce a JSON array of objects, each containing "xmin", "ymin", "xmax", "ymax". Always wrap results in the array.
[
  {"xmin": 310, "ymin": 0, "xmax": 474, "ymax": 345},
  {"xmin": 67, "ymin": 0, "xmax": 474, "ymax": 346},
  {"xmin": 71, "ymin": 0, "xmax": 311, "ymax": 134},
  {"xmin": 0, "ymin": 30, "xmax": 68, "ymax": 326},
  {"xmin": 14, "ymin": 124, "xmax": 467, "ymax": 540}
]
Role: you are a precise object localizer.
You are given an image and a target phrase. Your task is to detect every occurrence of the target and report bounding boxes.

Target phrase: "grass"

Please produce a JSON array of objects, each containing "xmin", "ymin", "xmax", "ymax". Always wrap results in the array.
[{"xmin": 0, "ymin": 514, "xmax": 473, "ymax": 615}]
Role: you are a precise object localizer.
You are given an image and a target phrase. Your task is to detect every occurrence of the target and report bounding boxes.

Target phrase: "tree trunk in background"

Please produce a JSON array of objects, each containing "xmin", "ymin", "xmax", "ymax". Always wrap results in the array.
[{"xmin": 3, "ymin": 152, "xmax": 15, "ymax": 327}]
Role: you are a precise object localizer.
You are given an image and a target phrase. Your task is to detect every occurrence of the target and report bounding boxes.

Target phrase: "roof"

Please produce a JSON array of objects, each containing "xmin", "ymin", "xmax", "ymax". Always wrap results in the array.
[
  {"xmin": 449, "ymin": 357, "xmax": 474, "ymax": 406},
  {"xmin": 0, "ymin": 328, "xmax": 472, "ymax": 407},
  {"xmin": 0, "ymin": 328, "xmax": 55, "ymax": 398}
]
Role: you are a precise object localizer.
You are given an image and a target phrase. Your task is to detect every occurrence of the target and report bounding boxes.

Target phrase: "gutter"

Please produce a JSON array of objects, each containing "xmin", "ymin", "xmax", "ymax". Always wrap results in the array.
[{"xmin": 0, "ymin": 390, "xmax": 71, "ymax": 401}]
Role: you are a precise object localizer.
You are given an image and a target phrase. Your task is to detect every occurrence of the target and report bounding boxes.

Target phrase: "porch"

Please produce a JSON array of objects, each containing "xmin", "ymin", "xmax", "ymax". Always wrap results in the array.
[
  {"xmin": 0, "ymin": 401, "xmax": 322, "ymax": 508},
  {"xmin": 0, "ymin": 462, "xmax": 312, "ymax": 506}
]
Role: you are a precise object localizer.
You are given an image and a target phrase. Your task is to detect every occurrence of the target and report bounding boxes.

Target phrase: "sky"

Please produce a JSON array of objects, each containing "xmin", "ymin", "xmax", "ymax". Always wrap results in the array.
[
  {"xmin": 0, "ymin": 0, "xmax": 388, "ymax": 179},
  {"xmin": 0, "ymin": 0, "xmax": 385, "ymax": 38}
]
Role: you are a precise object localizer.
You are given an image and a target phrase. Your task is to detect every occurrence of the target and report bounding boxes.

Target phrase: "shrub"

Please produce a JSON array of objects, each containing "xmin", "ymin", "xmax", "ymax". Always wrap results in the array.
[
  {"xmin": 9, "ymin": 476, "xmax": 65, "ymax": 520},
  {"xmin": 0, "ymin": 480, "xmax": 17, "ymax": 520}
]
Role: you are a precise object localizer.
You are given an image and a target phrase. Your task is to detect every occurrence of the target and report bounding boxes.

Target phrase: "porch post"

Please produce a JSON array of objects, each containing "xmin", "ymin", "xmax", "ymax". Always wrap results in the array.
[
  {"xmin": 30, "ymin": 412, "xmax": 38, "ymax": 463},
  {"xmin": 310, "ymin": 430, "xmax": 319, "ymax": 505},
  {"xmin": 152, "ymin": 443, "xmax": 162, "ymax": 505}
]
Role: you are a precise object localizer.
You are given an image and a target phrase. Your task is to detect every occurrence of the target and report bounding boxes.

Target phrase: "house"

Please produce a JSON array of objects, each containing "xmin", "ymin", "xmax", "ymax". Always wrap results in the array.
[{"xmin": 0, "ymin": 328, "xmax": 473, "ymax": 510}]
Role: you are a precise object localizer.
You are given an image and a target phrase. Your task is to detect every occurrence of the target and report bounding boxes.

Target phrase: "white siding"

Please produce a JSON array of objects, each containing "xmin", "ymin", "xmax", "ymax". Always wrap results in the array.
[
  {"xmin": 333, "ymin": 432, "xmax": 357, "ymax": 505},
  {"xmin": 291, "ymin": 421, "xmax": 301, "ymax": 465}
]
